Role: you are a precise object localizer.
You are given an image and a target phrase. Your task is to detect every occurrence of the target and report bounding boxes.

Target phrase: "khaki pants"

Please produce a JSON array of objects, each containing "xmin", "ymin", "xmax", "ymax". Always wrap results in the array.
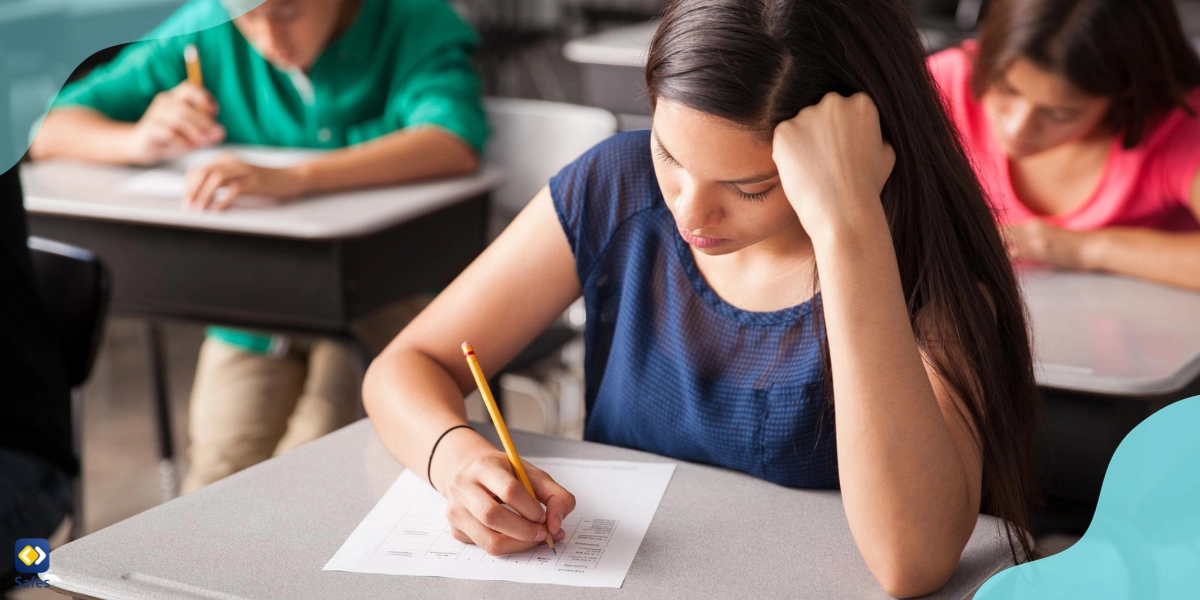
[
  {"xmin": 181, "ymin": 339, "xmax": 359, "ymax": 493},
  {"xmin": 182, "ymin": 296, "xmax": 430, "ymax": 493}
]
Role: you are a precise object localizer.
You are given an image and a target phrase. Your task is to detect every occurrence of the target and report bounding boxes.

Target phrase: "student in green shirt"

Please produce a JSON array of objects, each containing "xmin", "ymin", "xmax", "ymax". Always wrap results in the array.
[{"xmin": 29, "ymin": 0, "xmax": 488, "ymax": 492}]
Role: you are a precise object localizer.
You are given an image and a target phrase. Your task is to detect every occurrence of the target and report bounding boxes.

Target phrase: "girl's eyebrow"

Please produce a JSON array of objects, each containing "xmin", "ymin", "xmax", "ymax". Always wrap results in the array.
[
  {"xmin": 999, "ymin": 74, "xmax": 1086, "ymax": 113},
  {"xmin": 728, "ymin": 171, "xmax": 780, "ymax": 185},
  {"xmin": 652, "ymin": 130, "xmax": 779, "ymax": 185}
]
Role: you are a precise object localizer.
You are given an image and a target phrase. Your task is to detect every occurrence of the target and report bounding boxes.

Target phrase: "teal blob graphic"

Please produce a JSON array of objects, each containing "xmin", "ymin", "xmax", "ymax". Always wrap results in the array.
[
  {"xmin": 1, "ymin": 0, "xmax": 266, "ymax": 172},
  {"xmin": 978, "ymin": 396, "xmax": 1200, "ymax": 599}
]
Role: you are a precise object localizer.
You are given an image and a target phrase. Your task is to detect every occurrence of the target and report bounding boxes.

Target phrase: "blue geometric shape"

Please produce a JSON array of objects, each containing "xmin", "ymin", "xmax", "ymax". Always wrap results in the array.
[
  {"xmin": 978, "ymin": 396, "xmax": 1200, "ymax": 599},
  {"xmin": 1, "ymin": 0, "xmax": 267, "ymax": 171}
]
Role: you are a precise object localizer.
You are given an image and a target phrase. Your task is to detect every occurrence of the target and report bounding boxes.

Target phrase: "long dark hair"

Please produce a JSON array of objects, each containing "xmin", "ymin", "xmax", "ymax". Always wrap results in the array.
[
  {"xmin": 973, "ymin": 0, "xmax": 1200, "ymax": 147},
  {"xmin": 645, "ymin": 0, "xmax": 1041, "ymax": 562}
]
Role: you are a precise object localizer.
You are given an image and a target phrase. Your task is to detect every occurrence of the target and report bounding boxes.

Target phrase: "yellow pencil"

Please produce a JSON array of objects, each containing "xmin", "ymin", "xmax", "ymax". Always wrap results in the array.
[
  {"xmin": 184, "ymin": 44, "xmax": 203, "ymax": 87},
  {"xmin": 461, "ymin": 342, "xmax": 555, "ymax": 553}
]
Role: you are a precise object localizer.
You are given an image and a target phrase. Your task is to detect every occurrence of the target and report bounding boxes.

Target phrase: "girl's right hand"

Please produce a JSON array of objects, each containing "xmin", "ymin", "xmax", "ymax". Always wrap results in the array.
[{"xmin": 441, "ymin": 449, "xmax": 576, "ymax": 555}]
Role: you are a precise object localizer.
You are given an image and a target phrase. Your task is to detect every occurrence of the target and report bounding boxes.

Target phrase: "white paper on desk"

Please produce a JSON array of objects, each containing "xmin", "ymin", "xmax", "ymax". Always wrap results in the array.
[
  {"xmin": 114, "ymin": 147, "xmax": 321, "ymax": 200},
  {"xmin": 324, "ymin": 458, "xmax": 676, "ymax": 588},
  {"xmin": 172, "ymin": 147, "xmax": 321, "ymax": 170},
  {"xmin": 115, "ymin": 170, "xmax": 190, "ymax": 198}
]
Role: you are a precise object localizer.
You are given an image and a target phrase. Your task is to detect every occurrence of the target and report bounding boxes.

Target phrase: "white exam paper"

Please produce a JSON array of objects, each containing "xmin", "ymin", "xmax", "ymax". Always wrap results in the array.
[
  {"xmin": 323, "ymin": 458, "xmax": 676, "ymax": 588},
  {"xmin": 115, "ymin": 147, "xmax": 322, "ymax": 199},
  {"xmin": 115, "ymin": 170, "xmax": 190, "ymax": 199}
]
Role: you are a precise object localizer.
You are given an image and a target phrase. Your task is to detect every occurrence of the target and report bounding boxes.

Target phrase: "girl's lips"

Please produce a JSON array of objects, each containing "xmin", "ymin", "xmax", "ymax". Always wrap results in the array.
[{"xmin": 677, "ymin": 227, "xmax": 727, "ymax": 249}]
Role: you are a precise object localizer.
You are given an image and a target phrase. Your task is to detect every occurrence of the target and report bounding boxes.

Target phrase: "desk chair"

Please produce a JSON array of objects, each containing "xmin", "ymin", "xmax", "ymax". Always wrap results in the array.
[
  {"xmin": 28, "ymin": 236, "xmax": 111, "ymax": 541},
  {"xmin": 483, "ymin": 97, "xmax": 617, "ymax": 433}
]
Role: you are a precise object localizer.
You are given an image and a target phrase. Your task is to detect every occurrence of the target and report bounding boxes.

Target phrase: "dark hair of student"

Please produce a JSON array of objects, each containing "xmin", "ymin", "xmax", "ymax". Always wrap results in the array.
[
  {"xmin": 973, "ymin": 0, "xmax": 1200, "ymax": 148},
  {"xmin": 645, "ymin": 0, "xmax": 1041, "ymax": 563}
]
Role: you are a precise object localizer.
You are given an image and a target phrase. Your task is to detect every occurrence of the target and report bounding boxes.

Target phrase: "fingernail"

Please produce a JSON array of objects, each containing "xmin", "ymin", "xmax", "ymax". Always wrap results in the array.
[
  {"xmin": 554, "ymin": 530, "xmax": 565, "ymax": 541},
  {"xmin": 534, "ymin": 528, "xmax": 546, "ymax": 541}
]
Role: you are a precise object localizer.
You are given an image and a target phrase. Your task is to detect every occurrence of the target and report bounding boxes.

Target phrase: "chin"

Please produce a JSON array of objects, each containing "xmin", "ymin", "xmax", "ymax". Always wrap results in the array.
[
  {"xmin": 1002, "ymin": 140, "xmax": 1052, "ymax": 159},
  {"xmin": 690, "ymin": 243, "xmax": 742, "ymax": 257},
  {"xmin": 264, "ymin": 51, "xmax": 311, "ymax": 70}
]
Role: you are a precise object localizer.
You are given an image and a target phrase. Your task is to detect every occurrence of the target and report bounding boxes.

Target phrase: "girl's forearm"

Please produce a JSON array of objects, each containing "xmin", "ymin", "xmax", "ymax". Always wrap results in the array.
[
  {"xmin": 1081, "ymin": 228, "xmax": 1200, "ymax": 290},
  {"xmin": 291, "ymin": 126, "xmax": 479, "ymax": 196},
  {"xmin": 362, "ymin": 349, "xmax": 494, "ymax": 489},
  {"xmin": 815, "ymin": 209, "xmax": 977, "ymax": 597},
  {"xmin": 363, "ymin": 193, "xmax": 582, "ymax": 490}
]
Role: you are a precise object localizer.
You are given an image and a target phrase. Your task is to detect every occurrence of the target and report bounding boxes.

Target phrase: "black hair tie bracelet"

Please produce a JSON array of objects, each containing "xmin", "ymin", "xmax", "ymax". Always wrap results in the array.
[{"xmin": 427, "ymin": 424, "xmax": 473, "ymax": 491}]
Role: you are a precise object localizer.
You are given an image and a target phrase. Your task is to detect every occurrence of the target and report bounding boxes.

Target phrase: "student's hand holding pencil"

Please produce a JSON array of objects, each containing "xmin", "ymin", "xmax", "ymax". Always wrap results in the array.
[
  {"xmin": 434, "ymin": 444, "xmax": 575, "ymax": 556},
  {"xmin": 126, "ymin": 82, "xmax": 225, "ymax": 166}
]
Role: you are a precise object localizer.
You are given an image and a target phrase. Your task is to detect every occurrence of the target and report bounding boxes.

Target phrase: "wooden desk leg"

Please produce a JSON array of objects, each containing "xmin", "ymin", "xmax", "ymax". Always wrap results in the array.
[{"xmin": 143, "ymin": 321, "xmax": 178, "ymax": 501}]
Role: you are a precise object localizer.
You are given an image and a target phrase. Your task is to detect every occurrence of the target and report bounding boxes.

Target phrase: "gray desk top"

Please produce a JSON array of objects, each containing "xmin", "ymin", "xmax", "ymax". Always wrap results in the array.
[
  {"xmin": 44, "ymin": 421, "xmax": 1014, "ymax": 599},
  {"xmin": 563, "ymin": 20, "xmax": 658, "ymax": 68},
  {"xmin": 563, "ymin": 19, "xmax": 951, "ymax": 67},
  {"xmin": 21, "ymin": 158, "xmax": 504, "ymax": 240},
  {"xmin": 1023, "ymin": 268, "xmax": 1200, "ymax": 396}
]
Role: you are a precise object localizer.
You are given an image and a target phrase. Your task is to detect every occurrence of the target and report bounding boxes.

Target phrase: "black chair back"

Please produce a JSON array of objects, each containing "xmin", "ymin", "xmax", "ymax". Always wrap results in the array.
[{"xmin": 27, "ymin": 237, "xmax": 110, "ymax": 387}]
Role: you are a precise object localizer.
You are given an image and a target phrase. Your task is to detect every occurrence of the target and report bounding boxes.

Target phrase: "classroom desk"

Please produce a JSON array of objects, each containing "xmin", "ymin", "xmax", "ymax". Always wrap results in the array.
[
  {"xmin": 562, "ymin": 19, "xmax": 657, "ymax": 118},
  {"xmin": 20, "ymin": 157, "xmax": 502, "ymax": 498},
  {"xmin": 42, "ymin": 420, "xmax": 1016, "ymax": 600},
  {"xmin": 1023, "ymin": 268, "xmax": 1200, "ymax": 396},
  {"xmin": 21, "ymin": 158, "xmax": 501, "ymax": 338},
  {"xmin": 562, "ymin": 19, "xmax": 959, "ymax": 118},
  {"xmin": 1021, "ymin": 267, "xmax": 1200, "ymax": 516}
]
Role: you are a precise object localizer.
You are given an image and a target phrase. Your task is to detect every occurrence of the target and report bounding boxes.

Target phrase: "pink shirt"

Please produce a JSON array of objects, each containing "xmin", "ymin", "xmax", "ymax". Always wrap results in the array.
[{"xmin": 927, "ymin": 42, "xmax": 1200, "ymax": 232}]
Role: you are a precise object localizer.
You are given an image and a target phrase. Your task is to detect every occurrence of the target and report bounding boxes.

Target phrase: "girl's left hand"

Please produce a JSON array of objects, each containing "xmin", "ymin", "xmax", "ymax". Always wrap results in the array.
[
  {"xmin": 1002, "ymin": 220, "xmax": 1089, "ymax": 270},
  {"xmin": 772, "ymin": 92, "xmax": 896, "ymax": 245},
  {"xmin": 183, "ymin": 154, "xmax": 307, "ymax": 211}
]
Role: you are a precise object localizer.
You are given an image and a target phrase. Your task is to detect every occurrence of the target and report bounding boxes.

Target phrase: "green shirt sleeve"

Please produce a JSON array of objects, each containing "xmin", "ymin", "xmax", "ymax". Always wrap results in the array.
[
  {"xmin": 53, "ymin": 37, "xmax": 189, "ymax": 122},
  {"xmin": 346, "ymin": 0, "xmax": 488, "ymax": 155},
  {"xmin": 50, "ymin": 0, "xmax": 225, "ymax": 122}
]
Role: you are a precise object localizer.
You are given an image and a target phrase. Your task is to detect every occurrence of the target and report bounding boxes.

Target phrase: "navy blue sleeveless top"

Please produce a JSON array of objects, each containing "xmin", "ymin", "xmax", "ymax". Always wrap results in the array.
[{"xmin": 549, "ymin": 130, "xmax": 839, "ymax": 488}]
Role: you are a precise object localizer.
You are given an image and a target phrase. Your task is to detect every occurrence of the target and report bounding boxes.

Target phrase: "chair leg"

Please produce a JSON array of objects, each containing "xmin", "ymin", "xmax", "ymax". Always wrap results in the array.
[
  {"xmin": 69, "ymin": 388, "xmax": 84, "ymax": 540},
  {"xmin": 143, "ymin": 321, "xmax": 178, "ymax": 501}
]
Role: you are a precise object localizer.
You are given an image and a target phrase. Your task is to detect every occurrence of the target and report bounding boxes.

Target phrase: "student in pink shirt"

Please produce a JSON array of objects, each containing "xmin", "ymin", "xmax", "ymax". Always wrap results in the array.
[{"xmin": 928, "ymin": 0, "xmax": 1200, "ymax": 289}]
